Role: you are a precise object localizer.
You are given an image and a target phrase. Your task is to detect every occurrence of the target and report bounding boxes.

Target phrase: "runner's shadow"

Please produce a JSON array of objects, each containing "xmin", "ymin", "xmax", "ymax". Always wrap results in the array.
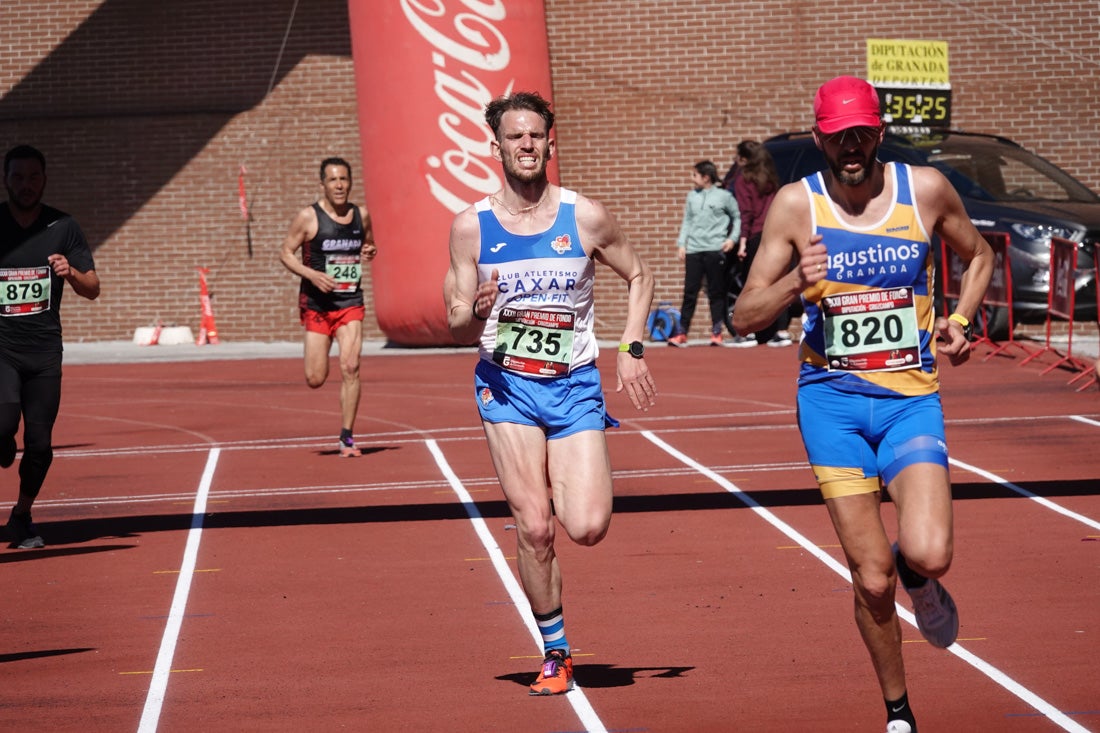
[
  {"xmin": 316, "ymin": 446, "xmax": 396, "ymax": 458},
  {"xmin": 497, "ymin": 663, "xmax": 694, "ymax": 690},
  {"xmin": 26, "ymin": 478, "xmax": 1099, "ymax": 548},
  {"xmin": 0, "ymin": 648, "xmax": 96, "ymax": 664},
  {"xmin": 49, "ymin": 442, "xmax": 96, "ymax": 451},
  {"xmin": 0, "ymin": 544, "xmax": 136, "ymax": 562},
  {"xmin": 576, "ymin": 663, "xmax": 694, "ymax": 689}
]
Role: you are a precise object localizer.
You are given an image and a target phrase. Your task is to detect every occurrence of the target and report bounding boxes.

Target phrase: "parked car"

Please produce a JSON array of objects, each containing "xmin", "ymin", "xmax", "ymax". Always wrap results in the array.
[{"xmin": 763, "ymin": 130, "xmax": 1099, "ymax": 339}]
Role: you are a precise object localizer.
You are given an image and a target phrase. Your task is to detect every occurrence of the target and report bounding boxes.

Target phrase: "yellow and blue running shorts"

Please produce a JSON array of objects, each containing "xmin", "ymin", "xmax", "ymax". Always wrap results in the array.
[{"xmin": 797, "ymin": 380, "xmax": 948, "ymax": 500}]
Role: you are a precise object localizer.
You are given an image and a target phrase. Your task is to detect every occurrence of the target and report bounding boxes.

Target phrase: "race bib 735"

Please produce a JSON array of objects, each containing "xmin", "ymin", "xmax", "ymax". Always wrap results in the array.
[{"xmin": 492, "ymin": 307, "xmax": 575, "ymax": 377}]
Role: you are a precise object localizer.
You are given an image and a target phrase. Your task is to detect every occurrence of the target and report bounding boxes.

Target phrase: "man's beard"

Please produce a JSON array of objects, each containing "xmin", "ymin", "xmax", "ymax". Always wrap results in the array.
[
  {"xmin": 828, "ymin": 145, "xmax": 878, "ymax": 186},
  {"xmin": 5, "ymin": 183, "xmax": 42, "ymax": 212}
]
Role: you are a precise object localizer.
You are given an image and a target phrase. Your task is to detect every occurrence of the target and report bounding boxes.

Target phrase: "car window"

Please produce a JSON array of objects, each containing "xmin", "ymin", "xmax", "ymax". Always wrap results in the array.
[
  {"xmin": 788, "ymin": 148, "xmax": 827, "ymax": 181},
  {"xmin": 924, "ymin": 141, "xmax": 1099, "ymax": 204},
  {"xmin": 992, "ymin": 150, "xmax": 1085, "ymax": 201},
  {"xmin": 767, "ymin": 132, "xmax": 1100, "ymax": 206},
  {"xmin": 765, "ymin": 131, "xmax": 1100, "ymax": 203},
  {"xmin": 768, "ymin": 142, "xmax": 827, "ymax": 183},
  {"xmin": 918, "ymin": 152, "xmax": 999, "ymax": 201}
]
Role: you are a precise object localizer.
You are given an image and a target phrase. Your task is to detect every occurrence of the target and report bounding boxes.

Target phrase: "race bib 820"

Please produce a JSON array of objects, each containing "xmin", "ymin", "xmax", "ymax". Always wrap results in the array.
[{"xmin": 821, "ymin": 286, "xmax": 921, "ymax": 372}]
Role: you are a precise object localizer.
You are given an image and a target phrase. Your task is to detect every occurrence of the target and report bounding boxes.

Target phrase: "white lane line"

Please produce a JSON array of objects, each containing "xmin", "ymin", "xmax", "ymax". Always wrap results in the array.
[
  {"xmin": 44, "ymin": 411, "xmax": 1099, "ymax": 461},
  {"xmin": 642, "ymin": 431, "xmax": 1090, "ymax": 733},
  {"xmin": 137, "ymin": 448, "xmax": 219, "ymax": 733},
  {"xmin": 51, "ymin": 427, "xmax": 484, "ymax": 459},
  {"xmin": 425, "ymin": 439, "xmax": 608, "ymax": 733},
  {"xmin": 949, "ymin": 458, "xmax": 1100, "ymax": 531},
  {"xmin": 33, "ymin": 462, "xmax": 807, "ymax": 511}
]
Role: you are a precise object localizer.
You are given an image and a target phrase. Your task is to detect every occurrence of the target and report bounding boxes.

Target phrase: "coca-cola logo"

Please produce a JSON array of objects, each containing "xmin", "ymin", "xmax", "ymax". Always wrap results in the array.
[{"xmin": 400, "ymin": 0, "xmax": 513, "ymax": 213}]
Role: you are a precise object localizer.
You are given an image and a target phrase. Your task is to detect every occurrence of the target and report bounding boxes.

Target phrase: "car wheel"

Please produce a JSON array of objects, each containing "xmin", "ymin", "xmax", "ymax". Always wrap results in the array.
[{"xmin": 983, "ymin": 304, "xmax": 1011, "ymax": 341}]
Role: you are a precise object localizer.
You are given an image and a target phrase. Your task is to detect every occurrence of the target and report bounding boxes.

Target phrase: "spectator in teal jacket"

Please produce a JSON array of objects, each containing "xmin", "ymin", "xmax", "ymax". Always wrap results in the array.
[{"xmin": 669, "ymin": 160, "xmax": 740, "ymax": 347}]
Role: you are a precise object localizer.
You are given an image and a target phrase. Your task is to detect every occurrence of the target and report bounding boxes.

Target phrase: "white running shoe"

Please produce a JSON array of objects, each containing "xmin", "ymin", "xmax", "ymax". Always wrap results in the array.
[
  {"xmin": 895, "ymin": 545, "xmax": 959, "ymax": 648},
  {"xmin": 766, "ymin": 333, "xmax": 792, "ymax": 347},
  {"xmin": 728, "ymin": 334, "xmax": 757, "ymax": 348},
  {"xmin": 886, "ymin": 721, "xmax": 913, "ymax": 733}
]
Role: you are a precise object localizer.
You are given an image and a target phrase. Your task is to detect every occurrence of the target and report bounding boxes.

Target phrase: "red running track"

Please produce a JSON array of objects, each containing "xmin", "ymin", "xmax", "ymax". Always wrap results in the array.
[{"xmin": 0, "ymin": 342, "xmax": 1096, "ymax": 732}]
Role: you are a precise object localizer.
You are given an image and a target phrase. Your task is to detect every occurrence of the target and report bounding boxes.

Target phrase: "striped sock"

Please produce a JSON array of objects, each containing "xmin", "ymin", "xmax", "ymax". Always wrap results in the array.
[{"xmin": 533, "ymin": 606, "xmax": 569, "ymax": 653}]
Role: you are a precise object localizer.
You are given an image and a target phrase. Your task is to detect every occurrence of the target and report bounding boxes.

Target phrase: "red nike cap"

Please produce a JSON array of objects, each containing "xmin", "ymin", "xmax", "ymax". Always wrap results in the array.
[{"xmin": 813, "ymin": 76, "xmax": 882, "ymax": 134}]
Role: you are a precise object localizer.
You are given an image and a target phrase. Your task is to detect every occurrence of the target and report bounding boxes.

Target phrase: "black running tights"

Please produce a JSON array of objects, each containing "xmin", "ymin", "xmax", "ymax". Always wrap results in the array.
[{"xmin": 0, "ymin": 350, "xmax": 62, "ymax": 501}]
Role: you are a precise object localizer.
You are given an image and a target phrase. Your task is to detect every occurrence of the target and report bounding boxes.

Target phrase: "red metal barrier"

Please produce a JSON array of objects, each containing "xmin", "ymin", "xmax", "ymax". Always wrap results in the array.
[
  {"xmin": 1068, "ymin": 253, "xmax": 1099, "ymax": 391},
  {"xmin": 941, "ymin": 231, "xmax": 1028, "ymax": 357},
  {"xmin": 977, "ymin": 232, "xmax": 1031, "ymax": 360},
  {"xmin": 1018, "ymin": 236, "xmax": 1090, "ymax": 375},
  {"xmin": 985, "ymin": 232, "xmax": 1034, "ymax": 358},
  {"xmin": 941, "ymin": 236, "xmax": 961, "ymax": 314}
]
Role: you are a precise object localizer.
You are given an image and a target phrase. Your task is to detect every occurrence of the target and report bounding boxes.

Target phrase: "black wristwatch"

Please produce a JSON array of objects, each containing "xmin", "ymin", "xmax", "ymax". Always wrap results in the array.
[{"xmin": 619, "ymin": 341, "xmax": 645, "ymax": 359}]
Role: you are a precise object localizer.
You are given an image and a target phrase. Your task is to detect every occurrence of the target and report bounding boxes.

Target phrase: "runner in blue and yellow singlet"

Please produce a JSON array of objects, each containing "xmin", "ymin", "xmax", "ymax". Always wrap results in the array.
[
  {"xmin": 445, "ymin": 91, "xmax": 656, "ymax": 698},
  {"xmin": 734, "ymin": 77, "xmax": 993, "ymax": 733}
]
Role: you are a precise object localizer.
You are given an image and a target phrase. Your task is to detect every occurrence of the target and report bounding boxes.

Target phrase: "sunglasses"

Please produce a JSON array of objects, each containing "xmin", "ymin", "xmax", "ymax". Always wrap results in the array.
[{"xmin": 818, "ymin": 126, "xmax": 882, "ymax": 147}]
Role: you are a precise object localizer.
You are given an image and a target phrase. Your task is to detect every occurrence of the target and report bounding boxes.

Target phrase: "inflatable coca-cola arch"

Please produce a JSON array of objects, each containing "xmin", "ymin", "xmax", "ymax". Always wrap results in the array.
[{"xmin": 348, "ymin": 0, "xmax": 558, "ymax": 345}]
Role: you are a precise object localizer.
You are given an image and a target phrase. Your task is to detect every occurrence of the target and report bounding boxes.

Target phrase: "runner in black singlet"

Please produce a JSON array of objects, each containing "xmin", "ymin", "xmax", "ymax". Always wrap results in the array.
[{"xmin": 279, "ymin": 157, "xmax": 376, "ymax": 457}]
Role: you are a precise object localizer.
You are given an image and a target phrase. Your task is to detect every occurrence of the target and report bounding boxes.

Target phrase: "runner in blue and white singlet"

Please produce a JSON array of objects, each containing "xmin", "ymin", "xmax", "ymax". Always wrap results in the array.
[
  {"xmin": 445, "ymin": 92, "xmax": 656, "ymax": 698},
  {"xmin": 475, "ymin": 188, "xmax": 596, "ymax": 378}
]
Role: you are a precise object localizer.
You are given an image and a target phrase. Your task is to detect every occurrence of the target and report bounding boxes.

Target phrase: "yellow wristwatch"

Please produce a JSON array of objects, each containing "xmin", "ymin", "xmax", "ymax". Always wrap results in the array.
[{"xmin": 619, "ymin": 341, "xmax": 645, "ymax": 358}]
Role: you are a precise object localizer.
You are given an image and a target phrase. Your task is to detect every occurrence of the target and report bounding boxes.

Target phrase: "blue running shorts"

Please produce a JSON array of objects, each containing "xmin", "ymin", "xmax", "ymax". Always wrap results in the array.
[
  {"xmin": 796, "ymin": 381, "xmax": 948, "ymax": 500},
  {"xmin": 474, "ymin": 360, "xmax": 619, "ymax": 439}
]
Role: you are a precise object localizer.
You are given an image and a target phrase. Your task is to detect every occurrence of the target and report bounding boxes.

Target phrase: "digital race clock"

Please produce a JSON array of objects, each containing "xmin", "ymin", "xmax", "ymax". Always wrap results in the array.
[{"xmin": 876, "ymin": 87, "xmax": 952, "ymax": 128}]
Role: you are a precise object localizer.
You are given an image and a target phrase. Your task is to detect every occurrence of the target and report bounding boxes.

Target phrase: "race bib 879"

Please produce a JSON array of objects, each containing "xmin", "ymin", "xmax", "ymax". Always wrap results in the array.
[{"xmin": 0, "ymin": 267, "xmax": 51, "ymax": 316}]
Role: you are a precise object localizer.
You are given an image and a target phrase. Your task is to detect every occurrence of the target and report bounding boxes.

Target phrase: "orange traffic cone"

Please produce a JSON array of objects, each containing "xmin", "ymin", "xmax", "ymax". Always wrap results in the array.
[{"xmin": 196, "ymin": 267, "xmax": 220, "ymax": 345}]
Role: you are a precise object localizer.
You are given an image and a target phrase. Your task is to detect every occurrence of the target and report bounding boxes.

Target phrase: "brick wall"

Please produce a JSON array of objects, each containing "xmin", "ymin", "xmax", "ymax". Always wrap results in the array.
[
  {"xmin": 1, "ymin": 0, "xmax": 1096, "ymax": 343},
  {"xmin": 545, "ymin": 0, "xmax": 1100, "ymax": 338}
]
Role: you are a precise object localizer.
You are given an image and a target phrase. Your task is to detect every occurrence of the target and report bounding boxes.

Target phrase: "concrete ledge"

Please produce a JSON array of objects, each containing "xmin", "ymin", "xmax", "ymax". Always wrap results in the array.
[
  {"xmin": 132, "ymin": 325, "xmax": 195, "ymax": 346},
  {"xmin": 62, "ymin": 340, "xmax": 478, "ymax": 365}
]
